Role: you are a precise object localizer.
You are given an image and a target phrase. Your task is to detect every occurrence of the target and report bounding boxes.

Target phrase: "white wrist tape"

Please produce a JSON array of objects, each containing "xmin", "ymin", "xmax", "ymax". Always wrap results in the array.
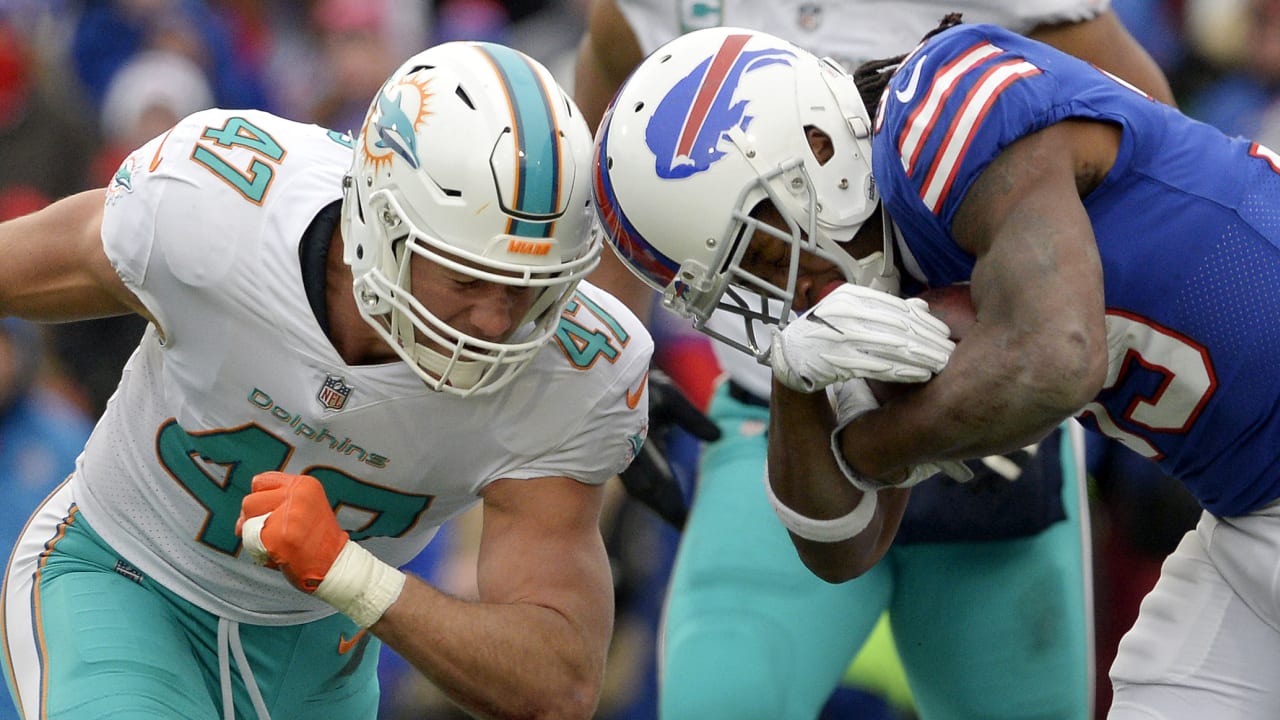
[
  {"xmin": 830, "ymin": 415, "xmax": 976, "ymax": 491},
  {"xmin": 315, "ymin": 540, "xmax": 407, "ymax": 629},
  {"xmin": 240, "ymin": 515, "xmax": 270, "ymax": 566},
  {"xmin": 830, "ymin": 413, "xmax": 889, "ymax": 495},
  {"xmin": 763, "ymin": 471, "xmax": 878, "ymax": 543}
]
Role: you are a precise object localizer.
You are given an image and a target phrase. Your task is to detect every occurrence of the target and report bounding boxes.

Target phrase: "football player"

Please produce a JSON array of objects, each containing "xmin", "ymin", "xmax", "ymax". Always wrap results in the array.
[
  {"xmin": 601, "ymin": 19, "xmax": 1280, "ymax": 720},
  {"xmin": 0, "ymin": 42, "xmax": 651, "ymax": 720},
  {"xmin": 578, "ymin": 1, "xmax": 1171, "ymax": 718}
]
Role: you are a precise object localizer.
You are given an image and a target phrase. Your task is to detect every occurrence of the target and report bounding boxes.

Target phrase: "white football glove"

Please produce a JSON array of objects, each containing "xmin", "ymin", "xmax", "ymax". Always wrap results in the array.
[
  {"xmin": 828, "ymin": 379, "xmax": 974, "ymax": 492},
  {"xmin": 771, "ymin": 284, "xmax": 955, "ymax": 393}
]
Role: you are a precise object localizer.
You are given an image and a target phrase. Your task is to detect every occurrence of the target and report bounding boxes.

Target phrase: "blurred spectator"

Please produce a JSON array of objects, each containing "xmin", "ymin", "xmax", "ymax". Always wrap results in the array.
[
  {"xmin": 0, "ymin": 17, "xmax": 96, "ymax": 221},
  {"xmin": 507, "ymin": 0, "xmax": 584, "ymax": 82},
  {"xmin": 434, "ymin": 0, "xmax": 511, "ymax": 46},
  {"xmin": 1111, "ymin": 0, "xmax": 1190, "ymax": 82},
  {"xmin": 0, "ymin": 319, "xmax": 94, "ymax": 575},
  {"xmin": 1183, "ymin": 0, "xmax": 1251, "ymax": 71},
  {"xmin": 70, "ymin": 0, "xmax": 269, "ymax": 112},
  {"xmin": 251, "ymin": 0, "xmax": 327, "ymax": 121},
  {"xmin": 88, "ymin": 48, "xmax": 215, "ymax": 184},
  {"xmin": 307, "ymin": 0, "xmax": 408, "ymax": 133},
  {"xmin": 260, "ymin": 0, "xmax": 430, "ymax": 128},
  {"xmin": 1184, "ymin": 0, "xmax": 1280, "ymax": 144}
]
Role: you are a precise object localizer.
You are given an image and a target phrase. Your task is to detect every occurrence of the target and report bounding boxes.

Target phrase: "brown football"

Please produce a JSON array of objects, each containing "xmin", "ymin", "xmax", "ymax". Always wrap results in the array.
[
  {"xmin": 913, "ymin": 283, "xmax": 975, "ymax": 342},
  {"xmin": 867, "ymin": 283, "xmax": 973, "ymax": 403}
]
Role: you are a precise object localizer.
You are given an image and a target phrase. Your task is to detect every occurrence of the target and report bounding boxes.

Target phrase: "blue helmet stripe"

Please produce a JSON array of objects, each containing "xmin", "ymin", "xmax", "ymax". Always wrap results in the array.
[
  {"xmin": 592, "ymin": 110, "xmax": 679, "ymax": 286},
  {"xmin": 476, "ymin": 43, "xmax": 560, "ymax": 238}
]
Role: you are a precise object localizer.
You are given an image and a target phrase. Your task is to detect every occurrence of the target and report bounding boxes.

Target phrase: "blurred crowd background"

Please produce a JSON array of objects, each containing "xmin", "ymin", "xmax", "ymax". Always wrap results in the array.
[{"xmin": 0, "ymin": 0, "xmax": 1273, "ymax": 718}]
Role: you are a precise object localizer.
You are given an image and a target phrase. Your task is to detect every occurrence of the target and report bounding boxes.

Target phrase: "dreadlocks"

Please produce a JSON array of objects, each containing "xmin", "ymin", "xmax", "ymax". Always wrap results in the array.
[{"xmin": 853, "ymin": 13, "xmax": 964, "ymax": 112}]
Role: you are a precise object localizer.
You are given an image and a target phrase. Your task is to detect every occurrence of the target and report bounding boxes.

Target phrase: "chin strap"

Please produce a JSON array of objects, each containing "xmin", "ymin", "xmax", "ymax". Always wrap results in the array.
[
  {"xmin": 853, "ymin": 204, "xmax": 902, "ymax": 295},
  {"xmin": 879, "ymin": 203, "xmax": 898, "ymax": 285},
  {"xmin": 411, "ymin": 342, "xmax": 484, "ymax": 391}
]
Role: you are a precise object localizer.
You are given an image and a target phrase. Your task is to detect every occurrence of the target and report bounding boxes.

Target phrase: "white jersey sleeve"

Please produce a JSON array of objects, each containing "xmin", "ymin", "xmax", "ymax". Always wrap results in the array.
[{"xmin": 102, "ymin": 109, "xmax": 348, "ymax": 341}]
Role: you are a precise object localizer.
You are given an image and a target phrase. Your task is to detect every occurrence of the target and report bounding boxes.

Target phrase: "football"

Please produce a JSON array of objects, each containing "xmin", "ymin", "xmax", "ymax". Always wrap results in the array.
[
  {"xmin": 914, "ymin": 282, "xmax": 975, "ymax": 342},
  {"xmin": 868, "ymin": 283, "xmax": 973, "ymax": 403}
]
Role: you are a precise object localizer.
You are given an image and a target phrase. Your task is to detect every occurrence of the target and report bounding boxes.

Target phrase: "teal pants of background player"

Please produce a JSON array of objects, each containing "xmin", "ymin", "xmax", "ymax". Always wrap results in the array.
[
  {"xmin": 5, "ymin": 510, "xmax": 380, "ymax": 719},
  {"xmin": 658, "ymin": 383, "xmax": 1090, "ymax": 720}
]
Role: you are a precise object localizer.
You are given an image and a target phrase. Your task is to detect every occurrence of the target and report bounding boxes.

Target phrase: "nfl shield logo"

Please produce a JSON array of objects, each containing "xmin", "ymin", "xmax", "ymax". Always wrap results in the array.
[
  {"xmin": 317, "ymin": 375, "xmax": 352, "ymax": 411},
  {"xmin": 797, "ymin": 3, "xmax": 822, "ymax": 32}
]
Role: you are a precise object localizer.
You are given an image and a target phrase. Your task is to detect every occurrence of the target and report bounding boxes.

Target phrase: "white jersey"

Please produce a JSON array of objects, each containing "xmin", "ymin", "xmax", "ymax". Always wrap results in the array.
[
  {"xmin": 616, "ymin": 0, "xmax": 1109, "ymax": 399},
  {"xmin": 620, "ymin": 0, "xmax": 1109, "ymax": 68},
  {"xmin": 77, "ymin": 109, "xmax": 652, "ymax": 624}
]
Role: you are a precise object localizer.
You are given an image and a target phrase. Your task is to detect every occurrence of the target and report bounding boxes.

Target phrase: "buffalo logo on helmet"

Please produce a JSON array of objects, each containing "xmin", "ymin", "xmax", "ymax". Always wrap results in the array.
[{"xmin": 645, "ymin": 34, "xmax": 794, "ymax": 179}]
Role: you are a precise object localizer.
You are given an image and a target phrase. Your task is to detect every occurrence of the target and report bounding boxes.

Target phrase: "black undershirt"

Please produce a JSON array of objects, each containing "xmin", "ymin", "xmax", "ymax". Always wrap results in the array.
[{"xmin": 298, "ymin": 200, "xmax": 344, "ymax": 336}]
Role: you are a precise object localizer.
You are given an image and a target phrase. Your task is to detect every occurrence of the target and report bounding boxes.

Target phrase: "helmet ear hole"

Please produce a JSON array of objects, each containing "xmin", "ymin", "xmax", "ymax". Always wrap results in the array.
[{"xmin": 804, "ymin": 125, "xmax": 835, "ymax": 165}]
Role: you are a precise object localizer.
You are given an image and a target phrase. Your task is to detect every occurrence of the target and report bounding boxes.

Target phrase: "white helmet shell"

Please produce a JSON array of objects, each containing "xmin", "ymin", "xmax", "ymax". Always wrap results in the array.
[
  {"xmin": 594, "ymin": 27, "xmax": 884, "ymax": 360},
  {"xmin": 343, "ymin": 41, "xmax": 599, "ymax": 396}
]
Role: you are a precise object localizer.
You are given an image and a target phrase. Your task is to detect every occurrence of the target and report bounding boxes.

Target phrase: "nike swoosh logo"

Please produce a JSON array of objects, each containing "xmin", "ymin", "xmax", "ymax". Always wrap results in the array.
[
  {"xmin": 149, "ymin": 128, "xmax": 175, "ymax": 171},
  {"xmin": 894, "ymin": 55, "xmax": 927, "ymax": 104},
  {"xmin": 338, "ymin": 628, "xmax": 368, "ymax": 655},
  {"xmin": 626, "ymin": 371, "xmax": 649, "ymax": 410}
]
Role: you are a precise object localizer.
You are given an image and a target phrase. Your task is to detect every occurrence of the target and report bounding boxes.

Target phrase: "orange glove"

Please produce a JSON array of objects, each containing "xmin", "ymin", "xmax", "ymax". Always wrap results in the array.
[
  {"xmin": 236, "ymin": 472, "xmax": 349, "ymax": 593},
  {"xmin": 238, "ymin": 471, "xmax": 406, "ymax": 627}
]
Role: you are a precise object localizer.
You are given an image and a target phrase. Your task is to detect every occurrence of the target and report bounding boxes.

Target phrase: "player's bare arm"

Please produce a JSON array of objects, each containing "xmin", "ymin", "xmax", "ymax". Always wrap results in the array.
[
  {"xmin": 575, "ymin": 0, "xmax": 643, "ymax": 131},
  {"xmin": 370, "ymin": 475, "xmax": 613, "ymax": 720},
  {"xmin": 766, "ymin": 380, "xmax": 912, "ymax": 582},
  {"xmin": 837, "ymin": 120, "xmax": 1113, "ymax": 482},
  {"xmin": 0, "ymin": 189, "xmax": 150, "ymax": 324},
  {"xmin": 574, "ymin": 0, "xmax": 655, "ymax": 319}
]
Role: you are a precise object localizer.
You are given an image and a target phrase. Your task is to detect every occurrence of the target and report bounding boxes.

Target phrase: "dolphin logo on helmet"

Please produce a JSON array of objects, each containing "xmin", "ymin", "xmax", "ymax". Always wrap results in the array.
[
  {"xmin": 374, "ymin": 87, "xmax": 423, "ymax": 169},
  {"xmin": 359, "ymin": 73, "xmax": 432, "ymax": 174}
]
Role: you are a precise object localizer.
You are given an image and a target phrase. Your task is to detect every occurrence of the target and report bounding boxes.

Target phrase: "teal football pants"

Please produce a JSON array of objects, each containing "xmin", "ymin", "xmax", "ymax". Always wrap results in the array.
[
  {"xmin": 659, "ymin": 382, "xmax": 1092, "ymax": 720},
  {"xmin": 3, "ymin": 486, "xmax": 381, "ymax": 720}
]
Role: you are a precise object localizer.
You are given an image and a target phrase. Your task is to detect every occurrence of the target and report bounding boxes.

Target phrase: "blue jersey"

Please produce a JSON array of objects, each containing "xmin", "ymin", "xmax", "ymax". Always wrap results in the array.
[{"xmin": 874, "ymin": 24, "xmax": 1280, "ymax": 517}]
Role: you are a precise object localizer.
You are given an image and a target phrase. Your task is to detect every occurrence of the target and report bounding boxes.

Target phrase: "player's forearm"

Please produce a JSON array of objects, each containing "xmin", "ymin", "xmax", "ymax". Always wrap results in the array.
[
  {"xmin": 767, "ymin": 381, "xmax": 908, "ymax": 582},
  {"xmin": 0, "ymin": 189, "xmax": 137, "ymax": 322},
  {"xmin": 371, "ymin": 574, "xmax": 606, "ymax": 720},
  {"xmin": 838, "ymin": 328, "xmax": 1092, "ymax": 480}
]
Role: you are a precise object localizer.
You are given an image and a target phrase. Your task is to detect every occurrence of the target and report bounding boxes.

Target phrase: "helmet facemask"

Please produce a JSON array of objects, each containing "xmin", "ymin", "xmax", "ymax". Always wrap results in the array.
[
  {"xmin": 345, "ymin": 179, "xmax": 596, "ymax": 397},
  {"xmin": 666, "ymin": 160, "xmax": 855, "ymax": 359}
]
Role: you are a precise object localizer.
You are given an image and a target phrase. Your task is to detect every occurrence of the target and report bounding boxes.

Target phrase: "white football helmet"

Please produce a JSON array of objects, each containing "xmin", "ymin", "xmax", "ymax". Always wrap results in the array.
[
  {"xmin": 593, "ymin": 27, "xmax": 896, "ymax": 362},
  {"xmin": 343, "ymin": 41, "xmax": 599, "ymax": 396}
]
